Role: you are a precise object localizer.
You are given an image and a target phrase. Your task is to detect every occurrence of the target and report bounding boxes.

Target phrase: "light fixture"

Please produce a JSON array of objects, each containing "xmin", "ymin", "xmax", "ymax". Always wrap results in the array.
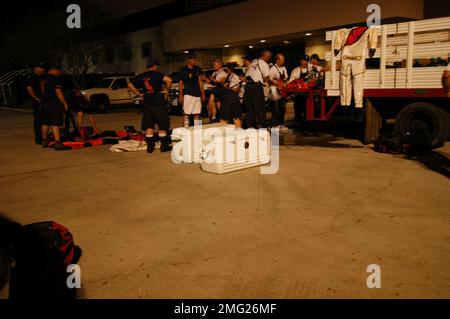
[
  {"xmin": 184, "ymin": 50, "xmax": 189, "ymax": 53},
  {"xmin": 305, "ymin": 33, "xmax": 312, "ymax": 36},
  {"xmin": 224, "ymin": 44, "xmax": 230, "ymax": 48},
  {"xmin": 248, "ymin": 45, "xmax": 253, "ymax": 49},
  {"xmin": 283, "ymin": 40, "xmax": 291, "ymax": 44},
  {"xmin": 260, "ymin": 39, "xmax": 266, "ymax": 43}
]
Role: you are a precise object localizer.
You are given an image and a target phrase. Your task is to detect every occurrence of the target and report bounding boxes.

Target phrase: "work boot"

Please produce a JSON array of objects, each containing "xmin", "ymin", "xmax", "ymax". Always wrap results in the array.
[
  {"xmin": 41, "ymin": 139, "xmax": 49, "ymax": 148},
  {"xmin": 160, "ymin": 136, "xmax": 173, "ymax": 152},
  {"xmin": 54, "ymin": 141, "xmax": 72, "ymax": 151},
  {"xmin": 146, "ymin": 136, "xmax": 156, "ymax": 153}
]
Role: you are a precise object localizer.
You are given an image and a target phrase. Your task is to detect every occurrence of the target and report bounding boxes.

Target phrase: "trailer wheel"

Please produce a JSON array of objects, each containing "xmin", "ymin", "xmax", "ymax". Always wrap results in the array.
[{"xmin": 395, "ymin": 102, "xmax": 449, "ymax": 150}]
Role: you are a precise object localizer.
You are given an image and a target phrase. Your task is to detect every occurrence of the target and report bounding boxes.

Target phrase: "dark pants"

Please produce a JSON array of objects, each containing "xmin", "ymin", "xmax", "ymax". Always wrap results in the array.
[
  {"xmin": 243, "ymin": 82, "xmax": 266, "ymax": 128},
  {"xmin": 32, "ymin": 101, "xmax": 42, "ymax": 143},
  {"xmin": 270, "ymin": 99, "xmax": 286, "ymax": 126},
  {"xmin": 293, "ymin": 94, "xmax": 307, "ymax": 129}
]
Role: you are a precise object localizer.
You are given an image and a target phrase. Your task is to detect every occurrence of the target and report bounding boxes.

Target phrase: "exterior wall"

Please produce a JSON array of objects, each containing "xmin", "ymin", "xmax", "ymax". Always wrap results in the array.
[
  {"xmin": 305, "ymin": 35, "xmax": 329, "ymax": 60},
  {"xmin": 222, "ymin": 47, "xmax": 249, "ymax": 65},
  {"xmin": 163, "ymin": 0, "xmax": 424, "ymax": 52},
  {"xmin": 126, "ymin": 27, "xmax": 165, "ymax": 74}
]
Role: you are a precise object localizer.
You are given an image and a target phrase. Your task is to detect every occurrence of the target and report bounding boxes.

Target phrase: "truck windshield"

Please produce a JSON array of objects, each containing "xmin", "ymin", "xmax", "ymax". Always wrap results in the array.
[{"xmin": 95, "ymin": 79, "xmax": 114, "ymax": 88}]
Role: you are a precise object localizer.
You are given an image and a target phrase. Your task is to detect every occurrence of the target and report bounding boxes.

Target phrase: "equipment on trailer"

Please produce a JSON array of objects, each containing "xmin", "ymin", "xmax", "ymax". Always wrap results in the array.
[{"xmin": 283, "ymin": 17, "xmax": 450, "ymax": 149}]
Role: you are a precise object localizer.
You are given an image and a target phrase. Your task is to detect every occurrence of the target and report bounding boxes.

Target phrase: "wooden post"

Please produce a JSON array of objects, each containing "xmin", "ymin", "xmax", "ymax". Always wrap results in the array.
[
  {"xmin": 380, "ymin": 25, "xmax": 387, "ymax": 88},
  {"xmin": 406, "ymin": 22, "xmax": 414, "ymax": 88},
  {"xmin": 364, "ymin": 99, "xmax": 383, "ymax": 144}
]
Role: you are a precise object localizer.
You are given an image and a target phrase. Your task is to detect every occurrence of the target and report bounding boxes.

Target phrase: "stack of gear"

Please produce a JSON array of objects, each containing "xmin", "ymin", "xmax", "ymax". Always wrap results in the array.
[
  {"xmin": 282, "ymin": 79, "xmax": 317, "ymax": 97},
  {"xmin": 334, "ymin": 26, "xmax": 378, "ymax": 108},
  {"xmin": 373, "ymin": 129, "xmax": 414, "ymax": 154},
  {"xmin": 46, "ymin": 126, "xmax": 147, "ymax": 150}
]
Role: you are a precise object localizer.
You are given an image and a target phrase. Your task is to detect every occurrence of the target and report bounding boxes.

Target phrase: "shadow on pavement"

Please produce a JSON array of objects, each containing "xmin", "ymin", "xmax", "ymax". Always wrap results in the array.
[{"xmin": 404, "ymin": 150, "xmax": 450, "ymax": 179}]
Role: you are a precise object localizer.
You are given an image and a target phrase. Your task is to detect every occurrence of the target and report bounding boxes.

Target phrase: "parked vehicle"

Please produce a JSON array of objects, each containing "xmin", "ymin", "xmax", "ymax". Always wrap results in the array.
[{"xmin": 81, "ymin": 76, "xmax": 136, "ymax": 112}]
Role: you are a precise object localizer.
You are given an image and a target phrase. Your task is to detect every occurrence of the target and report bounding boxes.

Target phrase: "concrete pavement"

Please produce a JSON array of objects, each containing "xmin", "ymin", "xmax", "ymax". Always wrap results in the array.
[{"xmin": 0, "ymin": 109, "xmax": 449, "ymax": 298}]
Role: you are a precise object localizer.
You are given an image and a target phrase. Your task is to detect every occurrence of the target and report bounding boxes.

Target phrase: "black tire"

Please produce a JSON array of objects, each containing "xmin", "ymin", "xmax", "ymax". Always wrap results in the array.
[
  {"xmin": 92, "ymin": 96, "xmax": 110, "ymax": 113},
  {"xmin": 395, "ymin": 102, "xmax": 449, "ymax": 150}
]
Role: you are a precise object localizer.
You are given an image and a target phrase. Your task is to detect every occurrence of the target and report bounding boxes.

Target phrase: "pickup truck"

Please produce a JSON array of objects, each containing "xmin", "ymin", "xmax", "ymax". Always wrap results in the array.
[{"xmin": 81, "ymin": 76, "xmax": 136, "ymax": 112}]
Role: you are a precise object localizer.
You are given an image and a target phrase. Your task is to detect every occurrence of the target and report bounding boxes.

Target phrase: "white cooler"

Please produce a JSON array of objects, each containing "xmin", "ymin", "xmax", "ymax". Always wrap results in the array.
[
  {"xmin": 200, "ymin": 128, "xmax": 272, "ymax": 174},
  {"xmin": 171, "ymin": 123, "xmax": 235, "ymax": 163}
]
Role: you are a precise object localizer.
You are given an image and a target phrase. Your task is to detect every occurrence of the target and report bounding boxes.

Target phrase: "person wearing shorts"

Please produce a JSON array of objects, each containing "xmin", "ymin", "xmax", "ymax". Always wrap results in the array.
[
  {"xmin": 40, "ymin": 66, "xmax": 71, "ymax": 151},
  {"xmin": 128, "ymin": 58, "xmax": 173, "ymax": 153},
  {"xmin": 220, "ymin": 63, "xmax": 242, "ymax": 128},
  {"xmin": 178, "ymin": 53, "xmax": 205, "ymax": 127}
]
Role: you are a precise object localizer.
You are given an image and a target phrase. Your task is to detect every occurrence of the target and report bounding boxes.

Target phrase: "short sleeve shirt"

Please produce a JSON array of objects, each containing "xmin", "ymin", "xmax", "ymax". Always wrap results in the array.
[
  {"xmin": 26, "ymin": 72, "xmax": 43, "ymax": 98},
  {"xmin": 245, "ymin": 59, "xmax": 270, "ymax": 83},
  {"xmin": 270, "ymin": 65, "xmax": 288, "ymax": 82},
  {"xmin": 133, "ymin": 70, "xmax": 165, "ymax": 106},
  {"xmin": 212, "ymin": 68, "xmax": 227, "ymax": 85},
  {"xmin": 179, "ymin": 65, "xmax": 203, "ymax": 97},
  {"xmin": 226, "ymin": 73, "xmax": 241, "ymax": 90},
  {"xmin": 42, "ymin": 74, "xmax": 63, "ymax": 103}
]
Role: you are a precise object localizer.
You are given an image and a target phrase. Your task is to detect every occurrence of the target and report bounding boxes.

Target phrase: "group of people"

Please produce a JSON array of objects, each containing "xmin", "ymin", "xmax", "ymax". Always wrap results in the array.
[
  {"xmin": 25, "ymin": 50, "xmax": 326, "ymax": 154},
  {"xmin": 176, "ymin": 51, "xmax": 326, "ymax": 132},
  {"xmin": 124, "ymin": 50, "xmax": 326, "ymax": 154},
  {"xmin": 26, "ymin": 63, "xmax": 99, "ymax": 151}
]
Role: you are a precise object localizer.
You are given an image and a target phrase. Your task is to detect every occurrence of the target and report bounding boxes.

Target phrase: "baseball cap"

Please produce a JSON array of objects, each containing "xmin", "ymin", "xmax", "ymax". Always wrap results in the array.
[
  {"xmin": 300, "ymin": 55, "xmax": 310, "ymax": 61},
  {"xmin": 187, "ymin": 52, "xmax": 197, "ymax": 59},
  {"xmin": 147, "ymin": 58, "xmax": 160, "ymax": 67}
]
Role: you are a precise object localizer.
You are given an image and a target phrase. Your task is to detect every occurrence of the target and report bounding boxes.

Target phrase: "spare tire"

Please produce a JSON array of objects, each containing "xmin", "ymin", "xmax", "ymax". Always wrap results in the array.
[{"xmin": 395, "ymin": 102, "xmax": 449, "ymax": 150}]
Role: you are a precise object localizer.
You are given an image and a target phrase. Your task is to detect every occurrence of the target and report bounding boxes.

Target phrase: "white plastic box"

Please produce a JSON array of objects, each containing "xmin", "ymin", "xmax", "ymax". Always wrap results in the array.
[
  {"xmin": 200, "ymin": 128, "xmax": 272, "ymax": 174},
  {"xmin": 171, "ymin": 123, "xmax": 235, "ymax": 163}
]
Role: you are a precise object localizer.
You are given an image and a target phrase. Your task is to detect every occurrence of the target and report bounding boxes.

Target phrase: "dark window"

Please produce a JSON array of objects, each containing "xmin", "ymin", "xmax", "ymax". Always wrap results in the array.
[
  {"xmin": 141, "ymin": 42, "xmax": 152, "ymax": 59},
  {"xmin": 123, "ymin": 46, "xmax": 132, "ymax": 61},
  {"xmin": 106, "ymin": 48, "xmax": 114, "ymax": 64},
  {"xmin": 112, "ymin": 78, "xmax": 128, "ymax": 89},
  {"xmin": 92, "ymin": 51, "xmax": 100, "ymax": 65}
]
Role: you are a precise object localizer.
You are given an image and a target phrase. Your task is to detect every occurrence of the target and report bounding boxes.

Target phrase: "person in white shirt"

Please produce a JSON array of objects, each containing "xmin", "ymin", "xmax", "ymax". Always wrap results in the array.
[
  {"xmin": 269, "ymin": 53, "xmax": 288, "ymax": 128},
  {"xmin": 289, "ymin": 55, "xmax": 310, "ymax": 83},
  {"xmin": 219, "ymin": 63, "xmax": 243, "ymax": 128},
  {"xmin": 243, "ymin": 50, "xmax": 271, "ymax": 128},
  {"xmin": 442, "ymin": 62, "xmax": 450, "ymax": 98},
  {"xmin": 205, "ymin": 60, "xmax": 227, "ymax": 122}
]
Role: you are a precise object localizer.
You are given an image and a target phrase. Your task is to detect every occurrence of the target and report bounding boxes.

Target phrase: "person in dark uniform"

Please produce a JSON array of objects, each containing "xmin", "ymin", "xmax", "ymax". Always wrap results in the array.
[
  {"xmin": 219, "ymin": 63, "xmax": 242, "ymax": 128},
  {"xmin": 64, "ymin": 88, "xmax": 100, "ymax": 135},
  {"xmin": 40, "ymin": 66, "xmax": 72, "ymax": 151},
  {"xmin": 25, "ymin": 63, "xmax": 46, "ymax": 144},
  {"xmin": 128, "ymin": 58, "xmax": 173, "ymax": 153},
  {"xmin": 243, "ymin": 50, "xmax": 271, "ymax": 128}
]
